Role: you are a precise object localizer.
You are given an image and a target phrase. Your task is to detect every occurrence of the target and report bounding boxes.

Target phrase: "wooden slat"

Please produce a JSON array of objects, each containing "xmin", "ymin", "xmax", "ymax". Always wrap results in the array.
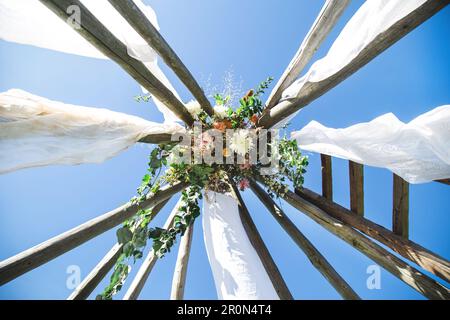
[
  {"xmin": 108, "ymin": 0, "xmax": 214, "ymax": 117},
  {"xmin": 265, "ymin": 0, "xmax": 350, "ymax": 109},
  {"xmin": 170, "ymin": 223, "xmax": 194, "ymax": 300},
  {"xmin": 392, "ymin": 174, "xmax": 409, "ymax": 239},
  {"xmin": 277, "ymin": 187, "xmax": 450, "ymax": 299},
  {"xmin": 123, "ymin": 198, "xmax": 183, "ymax": 300},
  {"xmin": 259, "ymin": 0, "xmax": 449, "ymax": 128},
  {"xmin": 321, "ymin": 154, "xmax": 333, "ymax": 200},
  {"xmin": 230, "ymin": 184, "xmax": 293, "ymax": 300},
  {"xmin": 0, "ymin": 182, "xmax": 186, "ymax": 286},
  {"xmin": 296, "ymin": 187, "xmax": 450, "ymax": 283},
  {"xmin": 39, "ymin": 0, "xmax": 194, "ymax": 125},
  {"xmin": 249, "ymin": 179, "xmax": 360, "ymax": 300},
  {"xmin": 67, "ymin": 198, "xmax": 171, "ymax": 300},
  {"xmin": 349, "ymin": 161, "xmax": 364, "ymax": 216}
]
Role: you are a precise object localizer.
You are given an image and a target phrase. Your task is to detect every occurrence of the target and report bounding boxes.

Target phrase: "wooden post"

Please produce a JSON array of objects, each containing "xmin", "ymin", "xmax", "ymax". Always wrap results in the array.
[
  {"xmin": 0, "ymin": 182, "xmax": 186, "ymax": 286},
  {"xmin": 321, "ymin": 154, "xmax": 333, "ymax": 200},
  {"xmin": 108, "ymin": 0, "xmax": 215, "ymax": 117},
  {"xmin": 230, "ymin": 184, "xmax": 294, "ymax": 300},
  {"xmin": 249, "ymin": 179, "xmax": 360, "ymax": 300},
  {"xmin": 278, "ymin": 187, "xmax": 450, "ymax": 299},
  {"xmin": 123, "ymin": 198, "xmax": 183, "ymax": 300},
  {"xmin": 259, "ymin": 0, "xmax": 449, "ymax": 128},
  {"xmin": 170, "ymin": 223, "xmax": 194, "ymax": 300},
  {"xmin": 265, "ymin": 0, "xmax": 350, "ymax": 109},
  {"xmin": 349, "ymin": 161, "xmax": 364, "ymax": 216},
  {"xmin": 392, "ymin": 174, "xmax": 409, "ymax": 239},
  {"xmin": 296, "ymin": 187, "xmax": 450, "ymax": 283},
  {"xmin": 39, "ymin": 0, "xmax": 194, "ymax": 125},
  {"xmin": 67, "ymin": 198, "xmax": 171, "ymax": 300}
]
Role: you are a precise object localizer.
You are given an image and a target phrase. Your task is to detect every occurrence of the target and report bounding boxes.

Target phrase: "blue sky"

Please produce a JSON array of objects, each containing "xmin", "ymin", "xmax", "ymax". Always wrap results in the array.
[{"xmin": 0, "ymin": 0, "xmax": 449, "ymax": 300}]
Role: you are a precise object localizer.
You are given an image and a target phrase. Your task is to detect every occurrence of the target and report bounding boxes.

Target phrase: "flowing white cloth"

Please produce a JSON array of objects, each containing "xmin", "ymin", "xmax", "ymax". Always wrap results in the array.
[
  {"xmin": 0, "ymin": 89, "xmax": 184, "ymax": 174},
  {"xmin": 0, "ymin": 0, "xmax": 181, "ymax": 123},
  {"xmin": 292, "ymin": 106, "xmax": 450, "ymax": 184},
  {"xmin": 278, "ymin": 0, "xmax": 427, "ymax": 127},
  {"xmin": 202, "ymin": 191, "xmax": 279, "ymax": 300}
]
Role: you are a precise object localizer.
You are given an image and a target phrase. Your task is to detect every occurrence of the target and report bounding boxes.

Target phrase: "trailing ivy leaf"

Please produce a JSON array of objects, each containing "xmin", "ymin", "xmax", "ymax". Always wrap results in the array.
[{"xmin": 116, "ymin": 227, "xmax": 132, "ymax": 245}]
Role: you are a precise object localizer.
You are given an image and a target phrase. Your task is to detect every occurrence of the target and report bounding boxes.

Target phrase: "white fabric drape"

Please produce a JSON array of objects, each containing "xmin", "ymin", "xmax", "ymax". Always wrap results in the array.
[
  {"xmin": 0, "ymin": 89, "xmax": 184, "ymax": 174},
  {"xmin": 202, "ymin": 191, "xmax": 279, "ymax": 300},
  {"xmin": 0, "ymin": 0, "xmax": 181, "ymax": 123},
  {"xmin": 278, "ymin": 0, "xmax": 427, "ymax": 127},
  {"xmin": 292, "ymin": 106, "xmax": 450, "ymax": 184}
]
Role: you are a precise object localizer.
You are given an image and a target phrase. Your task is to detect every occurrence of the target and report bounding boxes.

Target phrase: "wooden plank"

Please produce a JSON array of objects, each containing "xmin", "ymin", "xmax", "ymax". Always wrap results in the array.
[
  {"xmin": 39, "ymin": 0, "xmax": 194, "ymax": 125},
  {"xmin": 67, "ymin": 198, "xmax": 171, "ymax": 300},
  {"xmin": 0, "ymin": 182, "xmax": 186, "ymax": 286},
  {"xmin": 230, "ymin": 184, "xmax": 293, "ymax": 300},
  {"xmin": 321, "ymin": 154, "xmax": 333, "ymax": 200},
  {"xmin": 277, "ymin": 186, "xmax": 450, "ymax": 299},
  {"xmin": 259, "ymin": 0, "xmax": 449, "ymax": 128},
  {"xmin": 265, "ymin": 0, "xmax": 350, "ymax": 109},
  {"xmin": 249, "ymin": 179, "xmax": 360, "ymax": 300},
  {"xmin": 170, "ymin": 223, "xmax": 194, "ymax": 300},
  {"xmin": 436, "ymin": 179, "xmax": 450, "ymax": 186},
  {"xmin": 349, "ymin": 161, "xmax": 364, "ymax": 216},
  {"xmin": 296, "ymin": 187, "xmax": 450, "ymax": 283},
  {"xmin": 123, "ymin": 198, "xmax": 183, "ymax": 300},
  {"xmin": 108, "ymin": 0, "xmax": 214, "ymax": 117},
  {"xmin": 392, "ymin": 174, "xmax": 409, "ymax": 239}
]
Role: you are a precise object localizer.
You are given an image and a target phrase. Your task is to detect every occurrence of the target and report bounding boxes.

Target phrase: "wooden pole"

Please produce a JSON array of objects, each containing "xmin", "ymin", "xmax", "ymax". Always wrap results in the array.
[
  {"xmin": 108, "ymin": 0, "xmax": 214, "ymax": 117},
  {"xmin": 249, "ymin": 179, "xmax": 360, "ymax": 300},
  {"xmin": 265, "ymin": 0, "xmax": 350, "ymax": 109},
  {"xmin": 123, "ymin": 198, "xmax": 183, "ymax": 300},
  {"xmin": 321, "ymin": 154, "xmax": 333, "ymax": 200},
  {"xmin": 0, "ymin": 182, "xmax": 186, "ymax": 286},
  {"xmin": 230, "ymin": 184, "xmax": 293, "ymax": 300},
  {"xmin": 349, "ymin": 161, "xmax": 364, "ymax": 216},
  {"xmin": 39, "ymin": 0, "xmax": 194, "ymax": 125},
  {"xmin": 259, "ymin": 0, "xmax": 449, "ymax": 128},
  {"xmin": 278, "ymin": 187, "xmax": 450, "ymax": 299},
  {"xmin": 67, "ymin": 198, "xmax": 171, "ymax": 300},
  {"xmin": 170, "ymin": 223, "xmax": 194, "ymax": 300},
  {"xmin": 296, "ymin": 187, "xmax": 450, "ymax": 283},
  {"xmin": 392, "ymin": 174, "xmax": 409, "ymax": 239}
]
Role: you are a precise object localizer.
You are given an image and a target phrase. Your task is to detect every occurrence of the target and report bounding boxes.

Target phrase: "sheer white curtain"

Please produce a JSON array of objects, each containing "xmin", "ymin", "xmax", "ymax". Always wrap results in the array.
[
  {"xmin": 202, "ymin": 191, "xmax": 280, "ymax": 300},
  {"xmin": 292, "ymin": 106, "xmax": 450, "ymax": 184},
  {"xmin": 0, "ymin": 0, "xmax": 181, "ymax": 123},
  {"xmin": 0, "ymin": 89, "xmax": 183, "ymax": 174}
]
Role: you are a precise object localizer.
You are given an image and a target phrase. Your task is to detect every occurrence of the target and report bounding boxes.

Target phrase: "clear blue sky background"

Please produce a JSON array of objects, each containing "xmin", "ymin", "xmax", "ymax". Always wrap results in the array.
[{"xmin": 0, "ymin": 0, "xmax": 449, "ymax": 300}]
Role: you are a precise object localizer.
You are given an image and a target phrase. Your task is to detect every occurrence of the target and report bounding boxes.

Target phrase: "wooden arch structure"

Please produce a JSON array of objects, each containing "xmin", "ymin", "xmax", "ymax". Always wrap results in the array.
[{"xmin": 0, "ymin": 0, "xmax": 449, "ymax": 300}]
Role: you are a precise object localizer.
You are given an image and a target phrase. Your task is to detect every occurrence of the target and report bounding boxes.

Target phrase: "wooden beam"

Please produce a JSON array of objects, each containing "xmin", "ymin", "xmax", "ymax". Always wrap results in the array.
[
  {"xmin": 39, "ymin": 0, "xmax": 194, "ymax": 125},
  {"xmin": 108, "ymin": 0, "xmax": 214, "ymax": 117},
  {"xmin": 123, "ymin": 198, "xmax": 183, "ymax": 300},
  {"xmin": 436, "ymin": 179, "xmax": 450, "ymax": 186},
  {"xmin": 265, "ymin": 0, "xmax": 350, "ymax": 109},
  {"xmin": 138, "ymin": 133, "xmax": 174, "ymax": 145},
  {"xmin": 67, "ymin": 198, "xmax": 171, "ymax": 300},
  {"xmin": 170, "ymin": 223, "xmax": 194, "ymax": 300},
  {"xmin": 349, "ymin": 161, "xmax": 364, "ymax": 216},
  {"xmin": 296, "ymin": 187, "xmax": 450, "ymax": 283},
  {"xmin": 249, "ymin": 179, "xmax": 360, "ymax": 300},
  {"xmin": 278, "ymin": 187, "xmax": 450, "ymax": 299},
  {"xmin": 392, "ymin": 174, "xmax": 409, "ymax": 239},
  {"xmin": 230, "ymin": 184, "xmax": 293, "ymax": 300},
  {"xmin": 259, "ymin": 0, "xmax": 449, "ymax": 128},
  {"xmin": 0, "ymin": 182, "xmax": 186, "ymax": 286},
  {"xmin": 321, "ymin": 154, "xmax": 333, "ymax": 200}
]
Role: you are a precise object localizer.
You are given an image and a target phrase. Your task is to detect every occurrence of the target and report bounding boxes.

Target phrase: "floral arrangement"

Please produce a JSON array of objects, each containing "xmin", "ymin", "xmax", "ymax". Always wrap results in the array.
[{"xmin": 98, "ymin": 78, "xmax": 308, "ymax": 299}]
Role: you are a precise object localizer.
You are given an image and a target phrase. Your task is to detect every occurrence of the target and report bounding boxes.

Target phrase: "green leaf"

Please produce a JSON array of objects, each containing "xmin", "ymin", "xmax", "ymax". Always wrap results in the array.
[{"xmin": 116, "ymin": 227, "xmax": 132, "ymax": 244}]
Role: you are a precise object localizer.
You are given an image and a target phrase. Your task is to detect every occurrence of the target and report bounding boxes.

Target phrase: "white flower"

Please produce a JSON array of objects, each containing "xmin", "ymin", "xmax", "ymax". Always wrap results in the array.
[
  {"xmin": 230, "ymin": 129, "xmax": 254, "ymax": 156},
  {"xmin": 185, "ymin": 100, "xmax": 202, "ymax": 118},
  {"xmin": 214, "ymin": 105, "xmax": 228, "ymax": 119}
]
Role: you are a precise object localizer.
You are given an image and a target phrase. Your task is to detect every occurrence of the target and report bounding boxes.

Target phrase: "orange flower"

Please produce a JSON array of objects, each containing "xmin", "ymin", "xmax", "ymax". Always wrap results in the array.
[
  {"xmin": 243, "ymin": 90, "xmax": 254, "ymax": 100},
  {"xmin": 223, "ymin": 148, "xmax": 229, "ymax": 157},
  {"xmin": 223, "ymin": 119, "xmax": 233, "ymax": 129},
  {"xmin": 213, "ymin": 121, "xmax": 226, "ymax": 132},
  {"xmin": 250, "ymin": 114, "xmax": 259, "ymax": 125}
]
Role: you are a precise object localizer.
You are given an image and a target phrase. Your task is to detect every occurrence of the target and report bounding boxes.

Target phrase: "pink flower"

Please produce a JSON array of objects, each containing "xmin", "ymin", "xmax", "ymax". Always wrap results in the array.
[
  {"xmin": 238, "ymin": 178, "xmax": 250, "ymax": 190},
  {"xmin": 239, "ymin": 161, "xmax": 251, "ymax": 170}
]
